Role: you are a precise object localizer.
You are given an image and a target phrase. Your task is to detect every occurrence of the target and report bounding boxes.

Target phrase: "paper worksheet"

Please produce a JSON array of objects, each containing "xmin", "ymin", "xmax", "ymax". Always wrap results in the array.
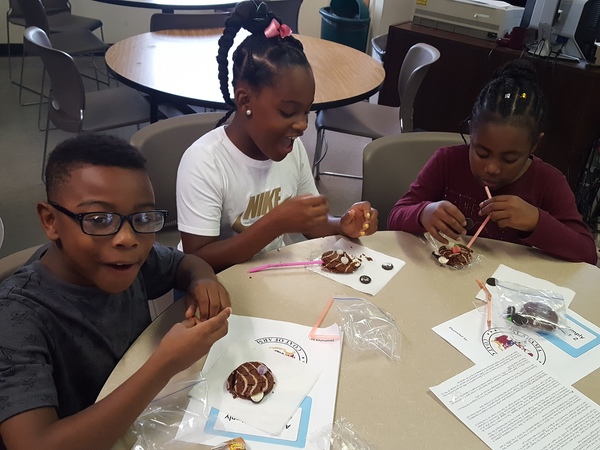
[
  {"xmin": 175, "ymin": 315, "xmax": 342, "ymax": 449},
  {"xmin": 430, "ymin": 349, "xmax": 600, "ymax": 450},
  {"xmin": 434, "ymin": 264, "xmax": 600, "ymax": 384},
  {"xmin": 307, "ymin": 238, "xmax": 405, "ymax": 296}
]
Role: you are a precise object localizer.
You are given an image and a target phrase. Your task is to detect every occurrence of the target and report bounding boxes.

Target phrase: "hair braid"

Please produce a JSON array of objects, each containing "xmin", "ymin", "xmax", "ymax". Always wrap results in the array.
[
  {"xmin": 471, "ymin": 59, "xmax": 547, "ymax": 143},
  {"xmin": 214, "ymin": 0, "xmax": 311, "ymax": 127}
]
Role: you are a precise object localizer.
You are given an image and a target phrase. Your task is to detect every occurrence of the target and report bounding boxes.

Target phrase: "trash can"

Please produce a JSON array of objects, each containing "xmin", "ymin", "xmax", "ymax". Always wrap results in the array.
[
  {"xmin": 319, "ymin": 0, "xmax": 370, "ymax": 52},
  {"xmin": 371, "ymin": 33, "xmax": 387, "ymax": 63}
]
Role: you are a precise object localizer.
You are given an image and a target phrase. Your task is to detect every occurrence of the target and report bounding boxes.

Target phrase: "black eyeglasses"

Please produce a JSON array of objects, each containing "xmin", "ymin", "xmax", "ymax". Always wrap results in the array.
[{"xmin": 49, "ymin": 202, "xmax": 168, "ymax": 236}]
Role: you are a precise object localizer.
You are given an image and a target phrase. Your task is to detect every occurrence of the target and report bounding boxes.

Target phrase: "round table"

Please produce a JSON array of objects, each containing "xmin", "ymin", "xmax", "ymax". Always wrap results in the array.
[
  {"xmin": 105, "ymin": 30, "xmax": 386, "ymax": 121},
  {"xmin": 99, "ymin": 231, "xmax": 600, "ymax": 449},
  {"xmin": 93, "ymin": 0, "xmax": 239, "ymax": 13}
]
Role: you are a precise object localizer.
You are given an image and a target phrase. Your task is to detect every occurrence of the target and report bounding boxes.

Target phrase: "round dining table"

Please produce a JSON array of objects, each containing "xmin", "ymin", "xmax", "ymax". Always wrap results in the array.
[
  {"xmin": 93, "ymin": 0, "xmax": 239, "ymax": 13},
  {"xmin": 105, "ymin": 30, "xmax": 386, "ymax": 121},
  {"xmin": 98, "ymin": 231, "xmax": 600, "ymax": 450}
]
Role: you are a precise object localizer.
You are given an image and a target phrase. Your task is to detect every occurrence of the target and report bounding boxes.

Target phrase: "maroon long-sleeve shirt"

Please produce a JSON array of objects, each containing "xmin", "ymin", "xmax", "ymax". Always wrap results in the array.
[{"xmin": 387, "ymin": 145, "xmax": 597, "ymax": 265}]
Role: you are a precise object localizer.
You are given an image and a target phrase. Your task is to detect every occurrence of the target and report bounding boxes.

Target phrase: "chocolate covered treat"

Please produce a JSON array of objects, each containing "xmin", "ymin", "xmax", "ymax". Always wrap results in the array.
[
  {"xmin": 226, "ymin": 361, "xmax": 275, "ymax": 403},
  {"xmin": 508, "ymin": 302, "xmax": 559, "ymax": 331},
  {"xmin": 321, "ymin": 250, "xmax": 361, "ymax": 273},
  {"xmin": 433, "ymin": 244, "xmax": 473, "ymax": 268}
]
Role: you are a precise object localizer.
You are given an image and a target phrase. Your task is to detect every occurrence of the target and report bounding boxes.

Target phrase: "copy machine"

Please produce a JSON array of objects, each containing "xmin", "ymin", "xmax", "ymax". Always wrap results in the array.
[{"xmin": 413, "ymin": 0, "xmax": 525, "ymax": 41}]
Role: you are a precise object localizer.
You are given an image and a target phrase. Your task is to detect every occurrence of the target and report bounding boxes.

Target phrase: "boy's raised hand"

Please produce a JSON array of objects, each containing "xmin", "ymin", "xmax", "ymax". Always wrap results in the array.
[
  {"xmin": 184, "ymin": 279, "xmax": 231, "ymax": 321},
  {"xmin": 419, "ymin": 200, "xmax": 468, "ymax": 244},
  {"xmin": 479, "ymin": 195, "xmax": 539, "ymax": 232},
  {"xmin": 340, "ymin": 202, "xmax": 378, "ymax": 238},
  {"xmin": 155, "ymin": 307, "xmax": 231, "ymax": 375}
]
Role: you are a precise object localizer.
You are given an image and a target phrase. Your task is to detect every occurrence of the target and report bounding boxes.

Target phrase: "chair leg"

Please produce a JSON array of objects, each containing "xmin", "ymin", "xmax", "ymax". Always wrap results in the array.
[
  {"xmin": 18, "ymin": 53, "xmax": 47, "ymax": 107},
  {"xmin": 313, "ymin": 128, "xmax": 326, "ymax": 180},
  {"xmin": 42, "ymin": 110, "xmax": 52, "ymax": 182}
]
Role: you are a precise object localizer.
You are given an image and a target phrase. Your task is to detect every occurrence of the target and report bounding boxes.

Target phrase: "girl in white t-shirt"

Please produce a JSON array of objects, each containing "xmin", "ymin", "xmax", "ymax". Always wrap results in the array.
[{"xmin": 176, "ymin": 0, "xmax": 378, "ymax": 272}]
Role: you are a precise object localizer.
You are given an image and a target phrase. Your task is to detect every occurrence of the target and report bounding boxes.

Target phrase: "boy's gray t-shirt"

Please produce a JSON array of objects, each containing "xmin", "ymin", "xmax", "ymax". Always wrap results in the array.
[{"xmin": 0, "ymin": 243, "xmax": 184, "ymax": 424}]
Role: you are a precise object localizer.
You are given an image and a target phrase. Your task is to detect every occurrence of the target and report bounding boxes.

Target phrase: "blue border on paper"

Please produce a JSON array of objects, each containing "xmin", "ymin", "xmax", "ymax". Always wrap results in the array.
[
  {"xmin": 204, "ymin": 396, "xmax": 312, "ymax": 447},
  {"xmin": 543, "ymin": 314, "xmax": 600, "ymax": 357}
]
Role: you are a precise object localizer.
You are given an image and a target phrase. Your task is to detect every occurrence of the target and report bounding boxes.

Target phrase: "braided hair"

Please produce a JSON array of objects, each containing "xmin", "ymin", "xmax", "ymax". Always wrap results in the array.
[
  {"xmin": 216, "ymin": 0, "xmax": 311, "ymax": 125},
  {"xmin": 470, "ymin": 60, "xmax": 547, "ymax": 145}
]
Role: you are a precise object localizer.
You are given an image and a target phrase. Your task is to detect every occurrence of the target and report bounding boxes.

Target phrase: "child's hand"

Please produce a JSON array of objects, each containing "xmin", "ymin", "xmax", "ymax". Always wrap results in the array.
[
  {"xmin": 479, "ymin": 195, "xmax": 539, "ymax": 232},
  {"xmin": 419, "ymin": 201, "xmax": 468, "ymax": 244},
  {"xmin": 272, "ymin": 194, "xmax": 330, "ymax": 234},
  {"xmin": 184, "ymin": 279, "xmax": 231, "ymax": 321},
  {"xmin": 340, "ymin": 202, "xmax": 378, "ymax": 238},
  {"xmin": 156, "ymin": 307, "xmax": 231, "ymax": 375}
]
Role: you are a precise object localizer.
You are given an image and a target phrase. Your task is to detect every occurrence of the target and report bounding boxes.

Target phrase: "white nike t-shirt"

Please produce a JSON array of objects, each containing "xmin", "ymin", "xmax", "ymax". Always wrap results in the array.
[{"xmin": 176, "ymin": 126, "xmax": 319, "ymax": 254}]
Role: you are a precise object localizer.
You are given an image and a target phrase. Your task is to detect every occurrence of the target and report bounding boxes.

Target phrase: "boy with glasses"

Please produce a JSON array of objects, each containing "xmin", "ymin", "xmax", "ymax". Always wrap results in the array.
[{"xmin": 0, "ymin": 133, "xmax": 231, "ymax": 450}]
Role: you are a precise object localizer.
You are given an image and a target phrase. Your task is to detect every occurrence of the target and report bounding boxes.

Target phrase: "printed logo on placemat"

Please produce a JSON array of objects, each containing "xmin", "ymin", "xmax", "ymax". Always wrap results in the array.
[
  {"xmin": 482, "ymin": 328, "xmax": 547, "ymax": 364},
  {"xmin": 255, "ymin": 337, "xmax": 309, "ymax": 363}
]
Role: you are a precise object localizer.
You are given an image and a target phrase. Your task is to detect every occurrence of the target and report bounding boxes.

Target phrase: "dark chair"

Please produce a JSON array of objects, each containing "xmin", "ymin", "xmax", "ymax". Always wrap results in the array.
[
  {"xmin": 149, "ymin": 12, "xmax": 229, "ymax": 32},
  {"xmin": 313, "ymin": 43, "xmax": 441, "ymax": 180},
  {"xmin": 362, "ymin": 132, "xmax": 465, "ymax": 229},
  {"xmin": 130, "ymin": 112, "xmax": 227, "ymax": 228},
  {"xmin": 16, "ymin": 0, "xmax": 108, "ymax": 113},
  {"xmin": 5, "ymin": 0, "xmax": 69, "ymax": 82},
  {"xmin": 264, "ymin": 0, "xmax": 303, "ymax": 33},
  {"xmin": 24, "ymin": 27, "xmax": 151, "ymax": 180}
]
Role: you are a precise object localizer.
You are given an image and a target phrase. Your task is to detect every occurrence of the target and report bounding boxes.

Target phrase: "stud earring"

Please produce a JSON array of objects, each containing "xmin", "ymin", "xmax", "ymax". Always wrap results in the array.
[{"xmin": 246, "ymin": 109, "xmax": 252, "ymax": 116}]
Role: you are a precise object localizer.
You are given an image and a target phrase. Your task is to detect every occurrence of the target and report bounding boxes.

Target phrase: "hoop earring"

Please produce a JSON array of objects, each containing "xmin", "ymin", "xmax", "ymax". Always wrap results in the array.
[{"xmin": 246, "ymin": 109, "xmax": 252, "ymax": 116}]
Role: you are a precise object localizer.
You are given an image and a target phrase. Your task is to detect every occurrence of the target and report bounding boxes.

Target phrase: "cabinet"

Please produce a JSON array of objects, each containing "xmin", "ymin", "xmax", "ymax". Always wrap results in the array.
[{"xmin": 379, "ymin": 22, "xmax": 600, "ymax": 190}]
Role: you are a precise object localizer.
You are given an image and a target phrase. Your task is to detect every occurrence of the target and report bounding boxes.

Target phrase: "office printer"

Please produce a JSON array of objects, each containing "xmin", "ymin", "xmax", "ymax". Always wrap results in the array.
[{"xmin": 413, "ymin": 0, "xmax": 525, "ymax": 40}]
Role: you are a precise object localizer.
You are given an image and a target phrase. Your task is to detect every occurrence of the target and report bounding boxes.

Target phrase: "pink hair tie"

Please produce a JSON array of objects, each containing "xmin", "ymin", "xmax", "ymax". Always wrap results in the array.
[{"xmin": 264, "ymin": 18, "xmax": 292, "ymax": 38}]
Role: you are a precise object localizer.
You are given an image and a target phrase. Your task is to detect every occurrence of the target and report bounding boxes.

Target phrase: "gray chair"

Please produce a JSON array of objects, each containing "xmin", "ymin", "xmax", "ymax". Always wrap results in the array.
[
  {"xmin": 7, "ymin": 0, "xmax": 103, "ymax": 84},
  {"xmin": 24, "ymin": 27, "xmax": 151, "ymax": 180},
  {"xmin": 130, "ymin": 112, "xmax": 227, "ymax": 228},
  {"xmin": 16, "ymin": 0, "xmax": 108, "ymax": 111},
  {"xmin": 150, "ymin": 12, "xmax": 229, "ymax": 31},
  {"xmin": 0, "ymin": 245, "xmax": 41, "ymax": 282},
  {"xmin": 361, "ymin": 132, "xmax": 465, "ymax": 230},
  {"xmin": 314, "ymin": 43, "xmax": 441, "ymax": 180},
  {"xmin": 264, "ymin": 0, "xmax": 303, "ymax": 33}
]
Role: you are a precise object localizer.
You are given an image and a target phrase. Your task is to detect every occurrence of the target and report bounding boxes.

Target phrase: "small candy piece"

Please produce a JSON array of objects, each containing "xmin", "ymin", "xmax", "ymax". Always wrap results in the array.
[
  {"xmin": 250, "ymin": 392, "xmax": 264, "ymax": 403},
  {"xmin": 257, "ymin": 364, "xmax": 268, "ymax": 375},
  {"xmin": 381, "ymin": 262, "xmax": 394, "ymax": 270},
  {"xmin": 340, "ymin": 256, "xmax": 349, "ymax": 265},
  {"xmin": 359, "ymin": 275, "xmax": 371, "ymax": 284},
  {"xmin": 438, "ymin": 256, "xmax": 449, "ymax": 264},
  {"xmin": 336, "ymin": 249, "xmax": 343, "ymax": 255},
  {"xmin": 451, "ymin": 245, "xmax": 460, "ymax": 254}
]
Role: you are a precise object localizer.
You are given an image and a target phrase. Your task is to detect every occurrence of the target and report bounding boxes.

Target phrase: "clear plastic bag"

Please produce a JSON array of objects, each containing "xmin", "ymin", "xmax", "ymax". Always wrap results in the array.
[
  {"xmin": 307, "ymin": 416, "xmax": 376, "ymax": 450},
  {"xmin": 126, "ymin": 375, "xmax": 210, "ymax": 450},
  {"xmin": 424, "ymin": 232, "xmax": 482, "ymax": 270},
  {"xmin": 335, "ymin": 297, "xmax": 401, "ymax": 361},
  {"xmin": 492, "ymin": 278, "xmax": 567, "ymax": 334}
]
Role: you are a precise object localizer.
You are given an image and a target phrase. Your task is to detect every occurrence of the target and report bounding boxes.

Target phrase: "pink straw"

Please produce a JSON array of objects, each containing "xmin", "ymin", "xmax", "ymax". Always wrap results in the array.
[
  {"xmin": 247, "ymin": 260, "xmax": 323, "ymax": 273},
  {"xmin": 309, "ymin": 296, "xmax": 340, "ymax": 341},
  {"xmin": 466, "ymin": 186, "xmax": 493, "ymax": 249}
]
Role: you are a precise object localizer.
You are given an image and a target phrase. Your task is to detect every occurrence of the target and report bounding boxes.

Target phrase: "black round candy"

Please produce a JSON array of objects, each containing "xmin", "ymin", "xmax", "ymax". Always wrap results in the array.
[
  {"xmin": 359, "ymin": 275, "xmax": 371, "ymax": 284},
  {"xmin": 381, "ymin": 262, "xmax": 394, "ymax": 270}
]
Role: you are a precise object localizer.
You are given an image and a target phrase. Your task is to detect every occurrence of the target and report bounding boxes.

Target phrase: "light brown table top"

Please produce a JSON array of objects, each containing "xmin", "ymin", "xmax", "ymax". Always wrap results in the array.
[
  {"xmin": 93, "ymin": 0, "xmax": 239, "ymax": 12},
  {"xmin": 99, "ymin": 231, "xmax": 600, "ymax": 449},
  {"xmin": 105, "ymin": 30, "xmax": 386, "ymax": 111}
]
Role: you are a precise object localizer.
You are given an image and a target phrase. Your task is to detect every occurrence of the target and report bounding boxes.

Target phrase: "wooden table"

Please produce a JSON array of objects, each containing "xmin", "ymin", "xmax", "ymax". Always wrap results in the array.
[
  {"xmin": 93, "ymin": 0, "xmax": 239, "ymax": 13},
  {"xmin": 105, "ymin": 30, "xmax": 386, "ymax": 121},
  {"xmin": 98, "ymin": 231, "xmax": 600, "ymax": 449}
]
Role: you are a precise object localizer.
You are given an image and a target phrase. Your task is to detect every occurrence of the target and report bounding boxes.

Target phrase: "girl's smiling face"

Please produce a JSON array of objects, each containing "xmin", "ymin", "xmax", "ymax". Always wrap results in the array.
[
  {"xmin": 468, "ymin": 121, "xmax": 542, "ymax": 190},
  {"xmin": 237, "ymin": 66, "xmax": 315, "ymax": 161}
]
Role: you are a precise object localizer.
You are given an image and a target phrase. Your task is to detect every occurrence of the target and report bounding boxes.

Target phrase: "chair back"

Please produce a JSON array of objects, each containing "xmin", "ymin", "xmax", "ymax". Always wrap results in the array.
[
  {"xmin": 362, "ymin": 132, "xmax": 465, "ymax": 229},
  {"xmin": 150, "ymin": 12, "xmax": 229, "ymax": 32},
  {"xmin": 264, "ymin": 0, "xmax": 303, "ymax": 33},
  {"xmin": 15, "ymin": 0, "xmax": 50, "ymax": 32},
  {"xmin": 398, "ymin": 43, "xmax": 440, "ymax": 133},
  {"xmin": 24, "ymin": 26, "xmax": 85, "ymax": 133},
  {"xmin": 130, "ymin": 112, "xmax": 226, "ymax": 227},
  {"xmin": 0, "ymin": 246, "xmax": 42, "ymax": 282}
]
